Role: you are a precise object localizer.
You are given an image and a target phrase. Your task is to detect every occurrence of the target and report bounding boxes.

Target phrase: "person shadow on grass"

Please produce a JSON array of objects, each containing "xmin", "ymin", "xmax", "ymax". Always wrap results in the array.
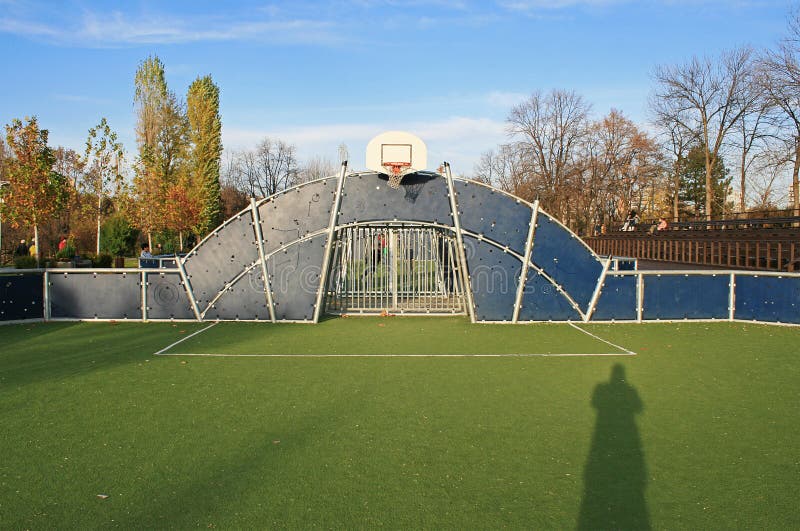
[{"xmin": 577, "ymin": 364, "xmax": 649, "ymax": 530}]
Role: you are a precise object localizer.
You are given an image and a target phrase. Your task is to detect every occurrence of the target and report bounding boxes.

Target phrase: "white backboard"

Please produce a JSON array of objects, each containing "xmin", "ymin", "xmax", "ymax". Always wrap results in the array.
[{"xmin": 365, "ymin": 131, "xmax": 427, "ymax": 175}]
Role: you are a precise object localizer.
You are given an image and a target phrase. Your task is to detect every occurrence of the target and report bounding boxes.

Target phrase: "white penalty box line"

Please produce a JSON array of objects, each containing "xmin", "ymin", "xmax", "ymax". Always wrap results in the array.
[{"xmin": 153, "ymin": 320, "xmax": 637, "ymax": 358}]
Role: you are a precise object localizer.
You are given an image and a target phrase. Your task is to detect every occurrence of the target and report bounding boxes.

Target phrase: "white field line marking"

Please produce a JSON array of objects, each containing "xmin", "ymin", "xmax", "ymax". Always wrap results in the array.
[
  {"xmin": 154, "ymin": 352, "xmax": 635, "ymax": 358},
  {"xmin": 153, "ymin": 322, "xmax": 219, "ymax": 356},
  {"xmin": 152, "ymin": 321, "xmax": 636, "ymax": 358},
  {"xmin": 568, "ymin": 322, "xmax": 637, "ymax": 355}
]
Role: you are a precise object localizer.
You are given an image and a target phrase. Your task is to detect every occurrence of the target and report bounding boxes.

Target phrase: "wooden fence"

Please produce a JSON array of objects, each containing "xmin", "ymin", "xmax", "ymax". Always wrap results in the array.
[{"xmin": 586, "ymin": 228, "xmax": 800, "ymax": 271}]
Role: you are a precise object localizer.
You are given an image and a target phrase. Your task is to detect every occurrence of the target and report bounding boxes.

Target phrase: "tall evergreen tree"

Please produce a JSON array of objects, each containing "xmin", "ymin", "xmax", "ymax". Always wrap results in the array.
[
  {"xmin": 187, "ymin": 75, "xmax": 222, "ymax": 236},
  {"xmin": 677, "ymin": 144, "xmax": 731, "ymax": 217}
]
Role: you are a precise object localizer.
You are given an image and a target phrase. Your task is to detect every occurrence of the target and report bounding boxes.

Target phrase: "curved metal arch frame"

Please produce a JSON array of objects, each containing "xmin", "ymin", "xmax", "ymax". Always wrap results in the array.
[
  {"xmin": 180, "ymin": 168, "xmax": 602, "ymax": 323},
  {"xmin": 196, "ymin": 217, "xmax": 586, "ymax": 322}
]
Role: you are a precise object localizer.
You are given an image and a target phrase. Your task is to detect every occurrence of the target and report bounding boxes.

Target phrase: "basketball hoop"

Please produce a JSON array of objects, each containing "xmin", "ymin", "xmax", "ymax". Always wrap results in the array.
[{"xmin": 384, "ymin": 161, "xmax": 411, "ymax": 189}]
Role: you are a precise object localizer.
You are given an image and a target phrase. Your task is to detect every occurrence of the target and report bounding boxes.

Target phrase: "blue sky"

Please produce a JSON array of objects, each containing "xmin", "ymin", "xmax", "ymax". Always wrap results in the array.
[{"xmin": 0, "ymin": 0, "xmax": 793, "ymax": 174}]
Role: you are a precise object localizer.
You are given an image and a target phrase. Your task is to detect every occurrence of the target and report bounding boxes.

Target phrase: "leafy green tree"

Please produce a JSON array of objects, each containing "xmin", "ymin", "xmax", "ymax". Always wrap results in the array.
[
  {"xmin": 3, "ymin": 117, "xmax": 70, "ymax": 264},
  {"xmin": 187, "ymin": 75, "xmax": 222, "ymax": 235},
  {"xmin": 84, "ymin": 118, "xmax": 124, "ymax": 254},
  {"xmin": 133, "ymin": 55, "xmax": 188, "ymax": 245},
  {"xmin": 677, "ymin": 144, "xmax": 732, "ymax": 217}
]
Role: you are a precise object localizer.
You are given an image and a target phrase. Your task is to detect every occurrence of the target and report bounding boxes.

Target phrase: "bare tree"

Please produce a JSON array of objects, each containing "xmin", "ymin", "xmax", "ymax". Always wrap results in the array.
[
  {"xmin": 759, "ymin": 18, "xmax": 800, "ymax": 216},
  {"xmin": 732, "ymin": 95, "xmax": 770, "ymax": 212},
  {"xmin": 473, "ymin": 144, "xmax": 526, "ymax": 193},
  {"xmin": 301, "ymin": 155, "xmax": 336, "ymax": 183},
  {"xmin": 653, "ymin": 48, "xmax": 754, "ymax": 220},
  {"xmin": 506, "ymin": 89, "xmax": 591, "ymax": 220},
  {"xmin": 223, "ymin": 138, "xmax": 298, "ymax": 198},
  {"xmin": 651, "ymin": 95, "xmax": 698, "ymax": 221}
]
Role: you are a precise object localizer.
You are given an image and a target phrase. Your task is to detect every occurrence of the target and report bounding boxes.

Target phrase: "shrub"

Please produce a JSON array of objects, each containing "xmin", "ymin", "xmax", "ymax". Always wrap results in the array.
[
  {"xmin": 14, "ymin": 255, "xmax": 38, "ymax": 269},
  {"xmin": 100, "ymin": 215, "xmax": 139, "ymax": 257},
  {"xmin": 93, "ymin": 253, "xmax": 113, "ymax": 268},
  {"xmin": 55, "ymin": 242, "xmax": 76, "ymax": 260}
]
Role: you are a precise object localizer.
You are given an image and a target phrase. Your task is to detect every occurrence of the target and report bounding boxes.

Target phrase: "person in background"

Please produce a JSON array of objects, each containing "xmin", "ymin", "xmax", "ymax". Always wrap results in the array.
[
  {"xmin": 155, "ymin": 243, "xmax": 163, "ymax": 256},
  {"xmin": 28, "ymin": 241, "xmax": 37, "ymax": 257},
  {"xmin": 58, "ymin": 236, "xmax": 67, "ymax": 252},
  {"xmin": 15, "ymin": 239, "xmax": 28, "ymax": 256},
  {"xmin": 656, "ymin": 217, "xmax": 668, "ymax": 231},
  {"xmin": 140, "ymin": 243, "xmax": 154, "ymax": 259},
  {"xmin": 621, "ymin": 210, "xmax": 639, "ymax": 231}
]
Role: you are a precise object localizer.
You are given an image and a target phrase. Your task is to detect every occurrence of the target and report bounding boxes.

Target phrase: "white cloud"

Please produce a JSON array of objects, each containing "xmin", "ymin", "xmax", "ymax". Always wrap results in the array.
[
  {"xmin": 222, "ymin": 116, "xmax": 507, "ymax": 175},
  {"xmin": 486, "ymin": 90, "xmax": 528, "ymax": 108},
  {"xmin": 0, "ymin": 9, "xmax": 343, "ymax": 47},
  {"xmin": 498, "ymin": 0, "xmax": 626, "ymax": 9}
]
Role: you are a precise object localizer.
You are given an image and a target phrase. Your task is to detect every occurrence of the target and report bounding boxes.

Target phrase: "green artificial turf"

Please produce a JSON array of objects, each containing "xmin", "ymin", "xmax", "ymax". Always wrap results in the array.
[{"xmin": 0, "ymin": 318, "xmax": 798, "ymax": 529}]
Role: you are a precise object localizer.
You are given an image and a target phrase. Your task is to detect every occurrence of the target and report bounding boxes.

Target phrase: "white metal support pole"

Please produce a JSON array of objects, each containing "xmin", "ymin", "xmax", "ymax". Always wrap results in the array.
[
  {"xmin": 251, "ymin": 197, "xmax": 277, "ymax": 322},
  {"xmin": 512, "ymin": 200, "xmax": 539, "ymax": 323},
  {"xmin": 729, "ymin": 272, "xmax": 736, "ymax": 321},
  {"xmin": 176, "ymin": 255, "xmax": 202, "ymax": 321},
  {"xmin": 141, "ymin": 271, "xmax": 148, "ymax": 322},
  {"xmin": 391, "ymin": 230, "xmax": 398, "ymax": 311},
  {"xmin": 584, "ymin": 256, "xmax": 612, "ymax": 323},
  {"xmin": 636, "ymin": 273, "xmax": 644, "ymax": 323},
  {"xmin": 313, "ymin": 162, "xmax": 348, "ymax": 323},
  {"xmin": 444, "ymin": 163, "xmax": 476, "ymax": 322}
]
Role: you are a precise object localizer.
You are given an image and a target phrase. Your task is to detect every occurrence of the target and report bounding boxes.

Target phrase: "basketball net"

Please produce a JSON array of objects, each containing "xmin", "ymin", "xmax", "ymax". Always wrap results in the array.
[{"xmin": 384, "ymin": 162, "xmax": 410, "ymax": 189}]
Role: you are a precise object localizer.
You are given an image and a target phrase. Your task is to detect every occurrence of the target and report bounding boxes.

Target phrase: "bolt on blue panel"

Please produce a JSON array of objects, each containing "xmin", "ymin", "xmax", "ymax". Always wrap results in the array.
[
  {"xmin": 454, "ymin": 181, "xmax": 531, "ymax": 255},
  {"xmin": 337, "ymin": 172, "xmax": 453, "ymax": 226},
  {"xmin": 518, "ymin": 270, "xmax": 581, "ymax": 321},
  {"xmin": 591, "ymin": 274, "xmax": 637, "ymax": 321},
  {"xmin": 642, "ymin": 274, "xmax": 730, "ymax": 320},
  {"xmin": 464, "ymin": 236, "xmax": 520, "ymax": 321},
  {"xmin": 734, "ymin": 275, "xmax": 800, "ymax": 324}
]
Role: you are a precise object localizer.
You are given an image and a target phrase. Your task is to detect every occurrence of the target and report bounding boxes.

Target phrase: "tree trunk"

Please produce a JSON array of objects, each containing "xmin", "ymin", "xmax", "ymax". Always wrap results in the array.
[
  {"xmin": 794, "ymin": 136, "xmax": 800, "ymax": 218},
  {"xmin": 673, "ymin": 169, "xmax": 680, "ymax": 222},
  {"xmin": 34, "ymin": 224, "xmax": 39, "ymax": 267},
  {"xmin": 740, "ymin": 150, "xmax": 746, "ymax": 213},
  {"xmin": 96, "ymin": 212, "xmax": 101, "ymax": 255},
  {"xmin": 705, "ymin": 154, "xmax": 713, "ymax": 222}
]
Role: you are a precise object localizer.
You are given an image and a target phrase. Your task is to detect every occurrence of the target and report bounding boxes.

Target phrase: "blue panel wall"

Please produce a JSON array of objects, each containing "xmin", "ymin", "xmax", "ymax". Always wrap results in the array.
[
  {"xmin": 592, "ymin": 274, "xmax": 637, "ymax": 321},
  {"xmin": 50, "ymin": 272, "xmax": 142, "ymax": 319},
  {"xmin": 204, "ymin": 267, "xmax": 271, "ymax": 321},
  {"xmin": 464, "ymin": 236, "xmax": 520, "ymax": 321},
  {"xmin": 267, "ymin": 234, "xmax": 328, "ymax": 320},
  {"xmin": 0, "ymin": 272, "xmax": 43, "ymax": 321},
  {"xmin": 518, "ymin": 270, "xmax": 581, "ymax": 321},
  {"xmin": 643, "ymin": 274, "xmax": 730, "ymax": 320},
  {"xmin": 258, "ymin": 179, "xmax": 335, "ymax": 255},
  {"xmin": 735, "ymin": 275, "xmax": 800, "ymax": 324},
  {"xmin": 145, "ymin": 272, "xmax": 195, "ymax": 320},
  {"xmin": 338, "ymin": 172, "xmax": 452, "ymax": 226},
  {"xmin": 454, "ymin": 181, "xmax": 531, "ymax": 255},
  {"xmin": 184, "ymin": 213, "xmax": 260, "ymax": 312},
  {"xmin": 531, "ymin": 212, "xmax": 603, "ymax": 310}
]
